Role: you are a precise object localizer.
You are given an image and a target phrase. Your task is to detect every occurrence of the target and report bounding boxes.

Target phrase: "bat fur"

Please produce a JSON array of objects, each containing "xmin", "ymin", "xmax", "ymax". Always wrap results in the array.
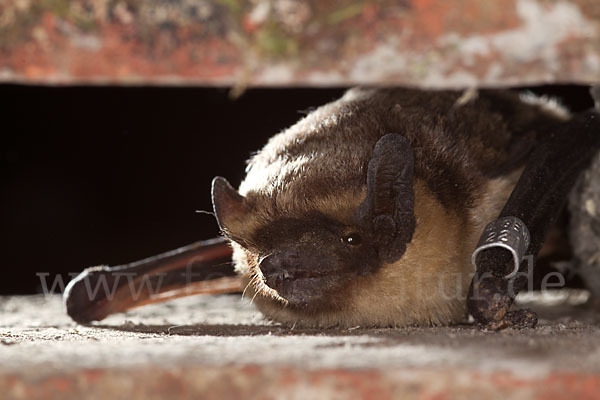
[{"xmin": 211, "ymin": 88, "xmax": 571, "ymax": 328}]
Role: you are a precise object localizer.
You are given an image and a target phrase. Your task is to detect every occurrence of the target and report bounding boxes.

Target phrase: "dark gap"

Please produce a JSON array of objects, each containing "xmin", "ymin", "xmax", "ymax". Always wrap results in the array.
[{"xmin": 0, "ymin": 84, "xmax": 593, "ymax": 294}]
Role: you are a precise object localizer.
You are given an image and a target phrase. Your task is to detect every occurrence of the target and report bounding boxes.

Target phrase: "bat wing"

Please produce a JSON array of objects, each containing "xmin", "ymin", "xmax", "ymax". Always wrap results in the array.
[{"xmin": 63, "ymin": 237, "xmax": 239, "ymax": 324}]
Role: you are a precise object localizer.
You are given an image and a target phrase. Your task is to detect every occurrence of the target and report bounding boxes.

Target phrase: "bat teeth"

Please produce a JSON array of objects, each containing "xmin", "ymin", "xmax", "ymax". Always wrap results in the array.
[{"xmin": 282, "ymin": 270, "xmax": 292, "ymax": 279}]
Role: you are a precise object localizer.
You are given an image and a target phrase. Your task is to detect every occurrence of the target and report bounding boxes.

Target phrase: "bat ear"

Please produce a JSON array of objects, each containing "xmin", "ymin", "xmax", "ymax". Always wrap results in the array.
[
  {"xmin": 211, "ymin": 177, "xmax": 248, "ymax": 236},
  {"xmin": 355, "ymin": 134, "xmax": 416, "ymax": 263}
]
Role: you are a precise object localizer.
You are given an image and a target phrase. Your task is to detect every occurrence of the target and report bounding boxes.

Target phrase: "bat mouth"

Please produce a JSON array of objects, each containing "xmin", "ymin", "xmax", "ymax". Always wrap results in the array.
[
  {"xmin": 265, "ymin": 268, "xmax": 333, "ymax": 286},
  {"xmin": 261, "ymin": 268, "xmax": 352, "ymax": 310}
]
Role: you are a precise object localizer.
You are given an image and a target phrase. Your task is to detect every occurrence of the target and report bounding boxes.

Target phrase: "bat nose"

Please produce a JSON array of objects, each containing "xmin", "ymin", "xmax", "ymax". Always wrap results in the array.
[{"xmin": 259, "ymin": 251, "xmax": 300, "ymax": 288}]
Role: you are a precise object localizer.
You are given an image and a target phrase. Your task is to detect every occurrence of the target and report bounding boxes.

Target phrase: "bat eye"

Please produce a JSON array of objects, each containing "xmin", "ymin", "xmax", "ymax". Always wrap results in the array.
[{"xmin": 342, "ymin": 233, "xmax": 362, "ymax": 246}]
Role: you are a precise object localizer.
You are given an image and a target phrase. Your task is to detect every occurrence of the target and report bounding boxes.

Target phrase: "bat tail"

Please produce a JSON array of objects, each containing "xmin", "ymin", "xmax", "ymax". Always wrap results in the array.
[{"xmin": 63, "ymin": 237, "xmax": 238, "ymax": 324}]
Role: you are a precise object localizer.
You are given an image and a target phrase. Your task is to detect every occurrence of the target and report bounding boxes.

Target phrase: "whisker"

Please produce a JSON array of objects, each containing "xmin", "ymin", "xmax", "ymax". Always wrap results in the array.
[
  {"xmin": 241, "ymin": 275, "xmax": 255, "ymax": 299},
  {"xmin": 195, "ymin": 210, "xmax": 216, "ymax": 217},
  {"xmin": 250, "ymin": 289, "xmax": 260, "ymax": 305}
]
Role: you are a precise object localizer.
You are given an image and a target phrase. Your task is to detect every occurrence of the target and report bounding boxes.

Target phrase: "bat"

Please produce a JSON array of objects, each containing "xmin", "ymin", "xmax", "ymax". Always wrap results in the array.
[{"xmin": 64, "ymin": 87, "xmax": 600, "ymax": 329}]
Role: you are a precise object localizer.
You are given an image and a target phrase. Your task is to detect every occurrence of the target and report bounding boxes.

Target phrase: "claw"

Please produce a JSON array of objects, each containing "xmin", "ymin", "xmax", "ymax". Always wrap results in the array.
[{"xmin": 482, "ymin": 309, "xmax": 538, "ymax": 331}]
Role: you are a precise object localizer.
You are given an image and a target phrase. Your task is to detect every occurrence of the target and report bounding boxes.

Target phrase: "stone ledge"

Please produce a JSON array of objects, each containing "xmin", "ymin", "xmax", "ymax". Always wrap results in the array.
[
  {"xmin": 1, "ymin": 293, "xmax": 600, "ymax": 399},
  {"xmin": 0, "ymin": 0, "xmax": 599, "ymax": 87}
]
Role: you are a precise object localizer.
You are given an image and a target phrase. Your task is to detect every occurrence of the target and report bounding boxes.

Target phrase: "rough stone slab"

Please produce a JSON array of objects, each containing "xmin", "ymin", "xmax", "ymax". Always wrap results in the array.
[
  {"xmin": 1, "ymin": 292, "xmax": 600, "ymax": 399},
  {"xmin": 0, "ymin": 0, "xmax": 599, "ymax": 87}
]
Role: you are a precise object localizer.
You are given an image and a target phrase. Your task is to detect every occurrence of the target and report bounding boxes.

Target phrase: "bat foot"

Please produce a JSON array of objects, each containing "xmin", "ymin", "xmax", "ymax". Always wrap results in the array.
[{"xmin": 479, "ymin": 309, "xmax": 538, "ymax": 331}]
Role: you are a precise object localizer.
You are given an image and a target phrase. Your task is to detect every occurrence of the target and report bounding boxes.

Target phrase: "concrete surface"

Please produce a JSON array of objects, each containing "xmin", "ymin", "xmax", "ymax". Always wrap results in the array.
[
  {"xmin": 1, "ymin": 291, "xmax": 600, "ymax": 399},
  {"xmin": 1, "ymin": 0, "xmax": 599, "ymax": 87}
]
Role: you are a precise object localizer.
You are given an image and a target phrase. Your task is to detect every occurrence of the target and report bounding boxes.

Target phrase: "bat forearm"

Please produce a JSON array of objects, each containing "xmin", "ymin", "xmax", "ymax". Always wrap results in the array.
[{"xmin": 469, "ymin": 110, "xmax": 600, "ymax": 327}]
